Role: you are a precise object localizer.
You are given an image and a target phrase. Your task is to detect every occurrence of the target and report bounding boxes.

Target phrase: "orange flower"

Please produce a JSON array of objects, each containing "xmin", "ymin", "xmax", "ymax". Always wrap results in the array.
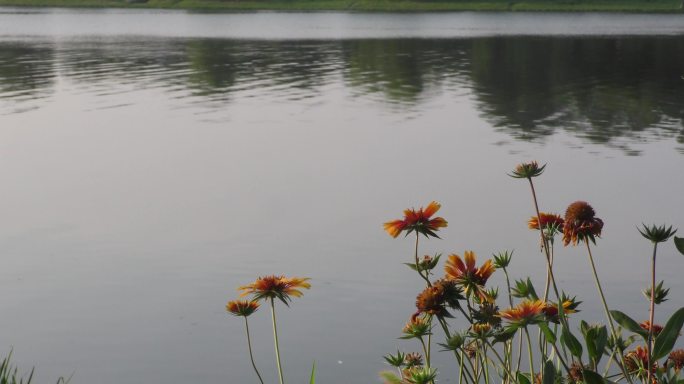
[
  {"xmin": 667, "ymin": 349, "xmax": 684, "ymax": 371},
  {"xmin": 563, "ymin": 201, "xmax": 604, "ymax": 246},
  {"xmin": 470, "ymin": 323, "xmax": 492, "ymax": 336},
  {"xmin": 414, "ymin": 279, "xmax": 463, "ymax": 317},
  {"xmin": 226, "ymin": 300, "xmax": 260, "ymax": 317},
  {"xmin": 498, "ymin": 300, "xmax": 545, "ymax": 327},
  {"xmin": 542, "ymin": 299, "xmax": 580, "ymax": 322},
  {"xmin": 384, "ymin": 201, "xmax": 448, "ymax": 239},
  {"xmin": 445, "ymin": 251, "xmax": 495, "ymax": 302},
  {"xmin": 239, "ymin": 275, "xmax": 311, "ymax": 305},
  {"xmin": 528, "ymin": 213, "xmax": 564, "ymax": 231},
  {"xmin": 640, "ymin": 321, "xmax": 664, "ymax": 337},
  {"xmin": 624, "ymin": 346, "xmax": 656, "ymax": 375}
]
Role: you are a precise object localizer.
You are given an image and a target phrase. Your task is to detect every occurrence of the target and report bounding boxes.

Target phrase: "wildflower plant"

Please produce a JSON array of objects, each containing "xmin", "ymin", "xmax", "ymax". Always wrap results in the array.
[
  {"xmin": 378, "ymin": 162, "xmax": 684, "ymax": 384},
  {"xmin": 228, "ymin": 275, "xmax": 311, "ymax": 384}
]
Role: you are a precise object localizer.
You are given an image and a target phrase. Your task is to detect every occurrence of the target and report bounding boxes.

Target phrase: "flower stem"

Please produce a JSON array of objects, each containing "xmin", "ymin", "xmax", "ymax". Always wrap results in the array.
[
  {"xmin": 525, "ymin": 327, "xmax": 535, "ymax": 382},
  {"xmin": 437, "ymin": 317, "xmax": 476, "ymax": 384},
  {"xmin": 647, "ymin": 242, "xmax": 658, "ymax": 384},
  {"xmin": 585, "ymin": 241, "xmax": 634, "ymax": 384},
  {"xmin": 414, "ymin": 232, "xmax": 432, "ymax": 287},
  {"xmin": 270, "ymin": 298, "xmax": 285, "ymax": 384},
  {"xmin": 527, "ymin": 179, "xmax": 566, "ymax": 325},
  {"xmin": 244, "ymin": 317, "xmax": 265, "ymax": 384}
]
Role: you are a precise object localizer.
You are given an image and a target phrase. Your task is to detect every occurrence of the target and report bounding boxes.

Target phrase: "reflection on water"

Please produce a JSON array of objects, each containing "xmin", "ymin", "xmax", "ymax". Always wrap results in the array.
[
  {"xmin": 1, "ymin": 36, "xmax": 682, "ymax": 153},
  {"xmin": 470, "ymin": 37, "xmax": 684, "ymax": 154},
  {"xmin": 0, "ymin": 41, "xmax": 55, "ymax": 114}
]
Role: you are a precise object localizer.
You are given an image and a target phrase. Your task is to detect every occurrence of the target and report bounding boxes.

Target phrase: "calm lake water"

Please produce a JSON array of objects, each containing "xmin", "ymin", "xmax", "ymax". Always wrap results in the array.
[{"xmin": 1, "ymin": 8, "xmax": 683, "ymax": 384}]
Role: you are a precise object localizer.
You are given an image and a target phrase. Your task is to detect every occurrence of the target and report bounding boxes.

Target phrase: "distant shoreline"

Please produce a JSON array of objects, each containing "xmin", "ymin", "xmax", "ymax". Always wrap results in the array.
[{"xmin": 0, "ymin": 0, "xmax": 682, "ymax": 13}]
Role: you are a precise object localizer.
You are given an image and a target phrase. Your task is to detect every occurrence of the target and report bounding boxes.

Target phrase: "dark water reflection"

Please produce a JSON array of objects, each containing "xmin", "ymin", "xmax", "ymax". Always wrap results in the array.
[
  {"xmin": 5, "ymin": 36, "xmax": 684, "ymax": 154},
  {"xmin": 1, "ymin": 36, "xmax": 682, "ymax": 153}
]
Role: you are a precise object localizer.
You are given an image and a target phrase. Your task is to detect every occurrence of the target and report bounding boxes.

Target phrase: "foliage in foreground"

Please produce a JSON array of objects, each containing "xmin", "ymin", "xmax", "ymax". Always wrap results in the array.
[
  {"xmin": 0, "ymin": 352, "xmax": 69, "ymax": 384},
  {"xmin": 227, "ymin": 161, "xmax": 684, "ymax": 384}
]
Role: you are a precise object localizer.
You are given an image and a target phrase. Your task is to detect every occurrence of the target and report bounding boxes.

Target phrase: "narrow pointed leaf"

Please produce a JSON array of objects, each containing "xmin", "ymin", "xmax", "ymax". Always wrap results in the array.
[
  {"xmin": 561, "ymin": 327, "xmax": 583, "ymax": 359},
  {"xmin": 309, "ymin": 361, "xmax": 316, "ymax": 384},
  {"xmin": 653, "ymin": 307, "xmax": 684, "ymax": 360},
  {"xmin": 583, "ymin": 369, "xmax": 618, "ymax": 384},
  {"xmin": 542, "ymin": 360, "xmax": 555, "ymax": 384},
  {"xmin": 517, "ymin": 372, "xmax": 532, "ymax": 384},
  {"xmin": 379, "ymin": 371, "xmax": 403, "ymax": 384},
  {"xmin": 610, "ymin": 310, "xmax": 648, "ymax": 339},
  {"xmin": 675, "ymin": 236, "xmax": 684, "ymax": 256},
  {"xmin": 539, "ymin": 322, "xmax": 557, "ymax": 344}
]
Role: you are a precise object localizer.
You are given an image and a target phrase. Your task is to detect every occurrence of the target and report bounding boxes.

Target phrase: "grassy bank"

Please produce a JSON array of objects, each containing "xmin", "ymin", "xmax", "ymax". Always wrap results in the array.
[{"xmin": 0, "ymin": 0, "xmax": 681, "ymax": 12}]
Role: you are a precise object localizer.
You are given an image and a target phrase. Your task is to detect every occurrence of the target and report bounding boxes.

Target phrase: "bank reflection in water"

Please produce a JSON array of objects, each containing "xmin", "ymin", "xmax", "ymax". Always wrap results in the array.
[
  {"xmin": 0, "ymin": 42, "xmax": 56, "ymax": 114},
  {"xmin": 0, "ymin": 36, "xmax": 682, "ymax": 151},
  {"xmin": 469, "ymin": 37, "xmax": 684, "ymax": 152}
]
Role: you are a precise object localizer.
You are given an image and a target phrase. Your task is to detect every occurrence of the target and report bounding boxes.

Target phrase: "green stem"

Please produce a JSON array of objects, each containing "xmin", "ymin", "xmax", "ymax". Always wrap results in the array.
[
  {"xmin": 414, "ymin": 232, "xmax": 432, "ymax": 287},
  {"xmin": 647, "ymin": 242, "xmax": 657, "ymax": 384},
  {"xmin": 485, "ymin": 339, "xmax": 517, "ymax": 383},
  {"xmin": 244, "ymin": 317, "xmax": 265, "ymax": 384},
  {"xmin": 525, "ymin": 327, "xmax": 535, "ymax": 382},
  {"xmin": 482, "ymin": 341, "xmax": 491, "ymax": 384},
  {"xmin": 516, "ymin": 329, "xmax": 523, "ymax": 374},
  {"xmin": 420, "ymin": 337, "xmax": 430, "ymax": 369},
  {"xmin": 585, "ymin": 241, "xmax": 634, "ymax": 384},
  {"xmin": 270, "ymin": 298, "xmax": 285, "ymax": 384},
  {"xmin": 437, "ymin": 317, "xmax": 476, "ymax": 384}
]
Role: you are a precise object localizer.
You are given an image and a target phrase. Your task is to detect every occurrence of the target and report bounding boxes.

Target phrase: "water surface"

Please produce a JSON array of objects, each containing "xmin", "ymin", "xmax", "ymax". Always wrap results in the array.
[{"xmin": 0, "ymin": 9, "xmax": 683, "ymax": 384}]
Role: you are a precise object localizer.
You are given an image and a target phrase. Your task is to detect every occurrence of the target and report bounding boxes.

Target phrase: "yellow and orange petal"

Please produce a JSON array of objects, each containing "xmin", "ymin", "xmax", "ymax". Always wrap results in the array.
[
  {"xmin": 239, "ymin": 275, "xmax": 311, "ymax": 302},
  {"xmin": 471, "ymin": 323, "xmax": 492, "ymax": 335},
  {"xmin": 543, "ymin": 300, "xmax": 578, "ymax": 318},
  {"xmin": 226, "ymin": 300, "xmax": 260, "ymax": 317},
  {"xmin": 640, "ymin": 321, "xmax": 664, "ymax": 337},
  {"xmin": 528, "ymin": 213, "xmax": 564, "ymax": 231},
  {"xmin": 499, "ymin": 300, "xmax": 545, "ymax": 325},
  {"xmin": 384, "ymin": 220, "xmax": 407, "ymax": 238},
  {"xmin": 445, "ymin": 251, "xmax": 496, "ymax": 287}
]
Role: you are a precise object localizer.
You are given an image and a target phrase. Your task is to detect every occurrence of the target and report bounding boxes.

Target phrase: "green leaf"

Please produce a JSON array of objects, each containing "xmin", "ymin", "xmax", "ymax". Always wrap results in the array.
[
  {"xmin": 582, "ymin": 322, "xmax": 608, "ymax": 365},
  {"xmin": 542, "ymin": 360, "xmax": 555, "ymax": 384},
  {"xmin": 561, "ymin": 327, "xmax": 583, "ymax": 359},
  {"xmin": 379, "ymin": 371, "xmax": 403, "ymax": 384},
  {"xmin": 610, "ymin": 310, "xmax": 648, "ymax": 339},
  {"xmin": 675, "ymin": 237, "xmax": 684, "ymax": 256},
  {"xmin": 538, "ymin": 323, "xmax": 557, "ymax": 344},
  {"xmin": 653, "ymin": 307, "xmax": 684, "ymax": 360},
  {"xmin": 517, "ymin": 372, "xmax": 532, "ymax": 384},
  {"xmin": 582, "ymin": 369, "xmax": 618, "ymax": 384},
  {"xmin": 309, "ymin": 361, "xmax": 316, "ymax": 384}
]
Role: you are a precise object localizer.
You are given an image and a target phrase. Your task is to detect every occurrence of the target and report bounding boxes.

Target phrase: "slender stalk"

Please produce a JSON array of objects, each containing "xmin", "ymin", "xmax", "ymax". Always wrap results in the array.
[
  {"xmin": 585, "ymin": 241, "xmax": 634, "ymax": 384},
  {"xmin": 647, "ymin": 242, "xmax": 658, "ymax": 384},
  {"xmin": 437, "ymin": 317, "xmax": 476, "ymax": 384},
  {"xmin": 525, "ymin": 327, "xmax": 535, "ymax": 382},
  {"xmin": 414, "ymin": 232, "xmax": 432, "ymax": 287},
  {"xmin": 427, "ymin": 332, "xmax": 432, "ymax": 368},
  {"xmin": 244, "ymin": 317, "xmax": 265, "ymax": 384},
  {"xmin": 482, "ymin": 341, "xmax": 491, "ymax": 384},
  {"xmin": 419, "ymin": 337, "xmax": 430, "ymax": 369},
  {"xmin": 270, "ymin": 298, "xmax": 285, "ymax": 384},
  {"xmin": 485, "ymin": 339, "xmax": 518, "ymax": 383},
  {"xmin": 516, "ymin": 330, "xmax": 523, "ymax": 374},
  {"xmin": 527, "ymin": 179, "xmax": 563, "ymax": 303},
  {"xmin": 584, "ymin": 242, "xmax": 616, "ymax": 338}
]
